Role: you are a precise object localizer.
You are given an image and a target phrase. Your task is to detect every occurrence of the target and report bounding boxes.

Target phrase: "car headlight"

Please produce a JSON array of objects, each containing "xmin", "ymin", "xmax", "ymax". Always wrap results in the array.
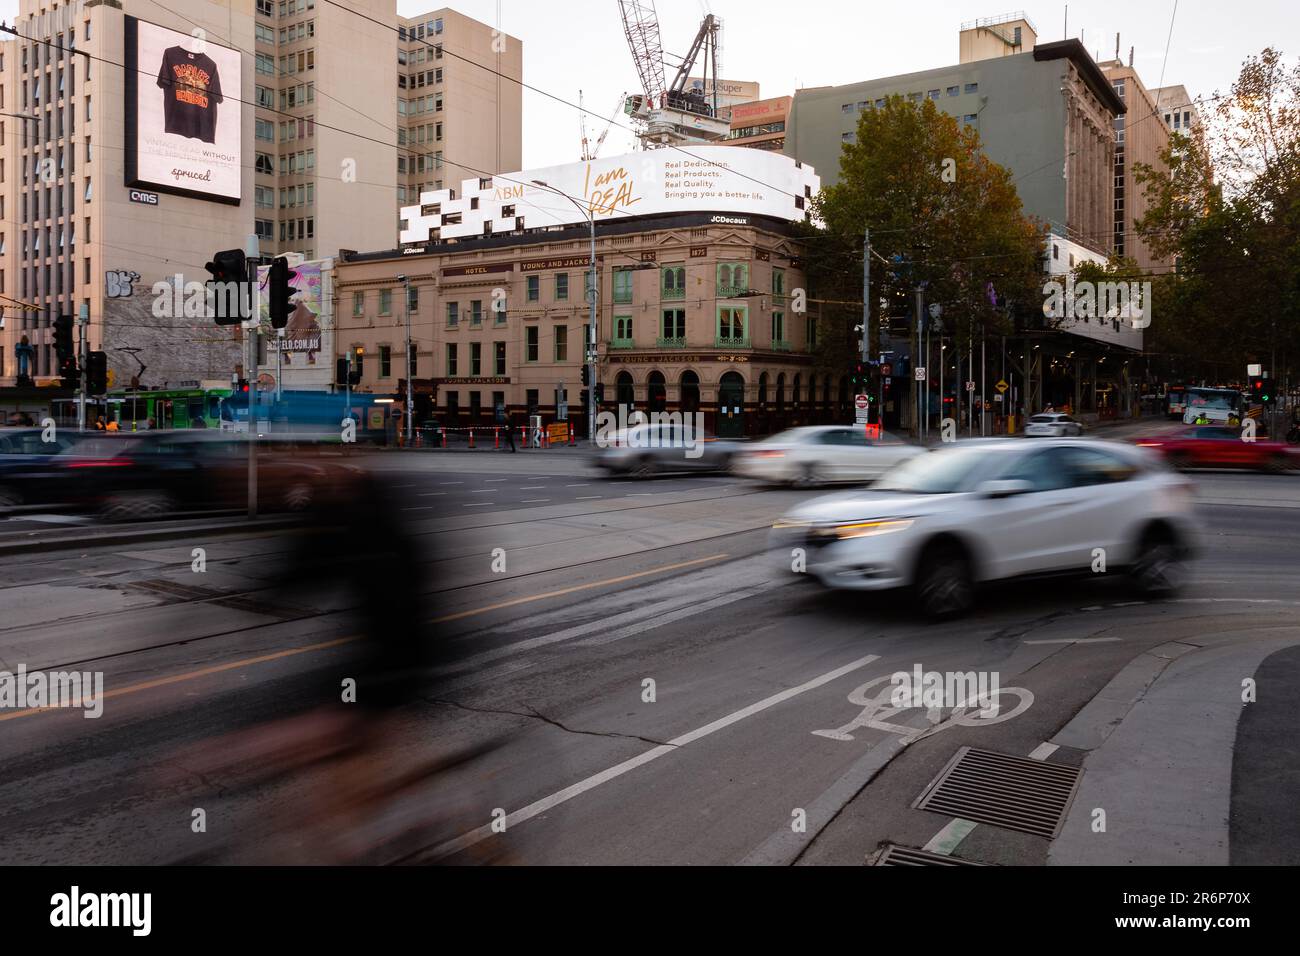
[
  {"xmin": 772, "ymin": 517, "xmax": 810, "ymax": 530},
  {"xmin": 810, "ymin": 518, "xmax": 915, "ymax": 540}
]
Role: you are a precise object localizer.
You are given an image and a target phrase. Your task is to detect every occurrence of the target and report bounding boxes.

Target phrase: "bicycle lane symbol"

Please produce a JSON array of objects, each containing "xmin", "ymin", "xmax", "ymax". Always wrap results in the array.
[{"xmin": 812, "ymin": 674, "xmax": 1034, "ymax": 745}]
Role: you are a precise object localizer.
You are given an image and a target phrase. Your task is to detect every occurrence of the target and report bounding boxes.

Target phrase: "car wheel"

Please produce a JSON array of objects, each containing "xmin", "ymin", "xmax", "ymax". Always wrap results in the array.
[
  {"xmin": 1265, "ymin": 454, "xmax": 1293, "ymax": 475},
  {"xmin": 1168, "ymin": 452, "xmax": 1193, "ymax": 472},
  {"xmin": 1128, "ymin": 531, "xmax": 1186, "ymax": 597},
  {"xmin": 283, "ymin": 482, "xmax": 314, "ymax": 511},
  {"xmin": 0, "ymin": 485, "xmax": 20, "ymax": 509},
  {"xmin": 101, "ymin": 491, "xmax": 174, "ymax": 522},
  {"xmin": 913, "ymin": 540, "xmax": 975, "ymax": 619},
  {"xmin": 630, "ymin": 456, "xmax": 656, "ymax": 479},
  {"xmin": 792, "ymin": 462, "xmax": 825, "ymax": 488}
]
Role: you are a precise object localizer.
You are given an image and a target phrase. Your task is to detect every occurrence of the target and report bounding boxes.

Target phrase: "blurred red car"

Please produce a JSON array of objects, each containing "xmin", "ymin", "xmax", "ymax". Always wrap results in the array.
[{"xmin": 1134, "ymin": 425, "xmax": 1298, "ymax": 473}]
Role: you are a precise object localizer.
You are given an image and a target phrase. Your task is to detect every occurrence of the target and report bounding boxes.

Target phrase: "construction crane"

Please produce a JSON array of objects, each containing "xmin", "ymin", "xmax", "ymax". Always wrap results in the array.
[
  {"xmin": 617, "ymin": 2, "xmax": 728, "ymax": 148},
  {"xmin": 579, "ymin": 89, "xmax": 627, "ymax": 161}
]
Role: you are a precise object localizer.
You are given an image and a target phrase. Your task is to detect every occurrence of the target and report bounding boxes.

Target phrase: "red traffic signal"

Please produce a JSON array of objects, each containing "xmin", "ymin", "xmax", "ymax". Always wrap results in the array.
[{"xmin": 205, "ymin": 249, "xmax": 249, "ymax": 326}]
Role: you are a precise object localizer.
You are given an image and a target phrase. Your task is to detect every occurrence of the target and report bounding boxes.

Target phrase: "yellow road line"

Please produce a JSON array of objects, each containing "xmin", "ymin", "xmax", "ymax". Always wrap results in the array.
[
  {"xmin": 430, "ymin": 552, "xmax": 731, "ymax": 623},
  {"xmin": 0, "ymin": 637, "xmax": 357, "ymax": 723}
]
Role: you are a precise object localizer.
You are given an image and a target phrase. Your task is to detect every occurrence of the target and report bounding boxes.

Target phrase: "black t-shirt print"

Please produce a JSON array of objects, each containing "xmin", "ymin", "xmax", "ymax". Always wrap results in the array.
[{"xmin": 156, "ymin": 46, "xmax": 223, "ymax": 144}]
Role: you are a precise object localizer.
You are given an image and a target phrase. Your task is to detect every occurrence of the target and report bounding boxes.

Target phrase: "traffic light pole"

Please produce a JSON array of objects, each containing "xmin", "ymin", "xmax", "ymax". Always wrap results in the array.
[
  {"xmin": 245, "ymin": 236, "xmax": 259, "ymax": 520},
  {"xmin": 77, "ymin": 305, "xmax": 88, "ymax": 431}
]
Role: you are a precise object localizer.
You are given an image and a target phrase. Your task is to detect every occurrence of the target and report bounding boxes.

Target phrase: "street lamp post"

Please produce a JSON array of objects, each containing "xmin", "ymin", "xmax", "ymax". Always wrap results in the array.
[
  {"xmin": 398, "ymin": 274, "xmax": 413, "ymax": 445},
  {"xmin": 532, "ymin": 180, "xmax": 596, "ymax": 442}
]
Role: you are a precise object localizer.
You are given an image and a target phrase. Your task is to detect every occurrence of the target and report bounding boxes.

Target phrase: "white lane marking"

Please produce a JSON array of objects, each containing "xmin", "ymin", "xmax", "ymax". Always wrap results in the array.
[
  {"xmin": 418, "ymin": 492, "xmax": 446, "ymax": 497},
  {"xmin": 402, "ymin": 506, "xmax": 436, "ymax": 511},
  {"xmin": 485, "ymin": 478, "xmax": 508, "ymax": 482},
  {"xmin": 624, "ymin": 493, "xmax": 655, "ymax": 497},
  {"xmin": 1023, "ymin": 637, "xmax": 1123, "ymax": 645},
  {"xmin": 574, "ymin": 589, "xmax": 766, "ymax": 647},
  {"xmin": 439, "ymin": 481, "xmax": 465, "ymax": 486},
  {"xmin": 423, "ymin": 653, "xmax": 880, "ymax": 861},
  {"xmin": 575, "ymin": 495, "xmax": 602, "ymax": 500},
  {"xmin": 1028, "ymin": 742, "xmax": 1059, "ymax": 761},
  {"xmin": 565, "ymin": 483, "xmax": 590, "ymax": 487},
  {"xmin": 518, "ymin": 486, "xmax": 545, "ymax": 490},
  {"xmin": 463, "ymin": 502, "xmax": 495, "ymax": 507},
  {"xmin": 922, "ymin": 818, "xmax": 978, "ymax": 855},
  {"xmin": 470, "ymin": 489, "xmax": 494, "ymax": 493},
  {"xmin": 19, "ymin": 514, "xmax": 92, "ymax": 525},
  {"xmin": 520, "ymin": 498, "xmax": 550, "ymax": 503}
]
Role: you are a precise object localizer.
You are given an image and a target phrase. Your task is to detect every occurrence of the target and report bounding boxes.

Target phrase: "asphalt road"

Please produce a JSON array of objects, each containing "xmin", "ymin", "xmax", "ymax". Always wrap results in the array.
[{"xmin": 3, "ymin": 436, "xmax": 1299, "ymax": 865}]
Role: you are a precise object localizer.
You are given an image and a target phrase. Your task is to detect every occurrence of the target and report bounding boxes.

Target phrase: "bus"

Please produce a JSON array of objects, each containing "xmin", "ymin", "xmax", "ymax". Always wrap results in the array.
[
  {"xmin": 1183, "ymin": 386, "xmax": 1245, "ymax": 426},
  {"xmin": 220, "ymin": 388, "xmax": 387, "ymax": 442},
  {"xmin": 1166, "ymin": 384, "xmax": 1188, "ymax": 420}
]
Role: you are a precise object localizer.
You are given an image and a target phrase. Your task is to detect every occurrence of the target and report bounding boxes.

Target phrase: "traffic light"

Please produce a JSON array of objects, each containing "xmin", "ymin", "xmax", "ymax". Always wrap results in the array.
[
  {"xmin": 53, "ymin": 315, "xmax": 75, "ymax": 364},
  {"xmin": 1250, "ymin": 376, "xmax": 1265, "ymax": 404},
  {"xmin": 267, "ymin": 256, "xmax": 297, "ymax": 330},
  {"xmin": 336, "ymin": 357, "xmax": 350, "ymax": 387},
  {"xmin": 850, "ymin": 362, "xmax": 866, "ymax": 392},
  {"xmin": 86, "ymin": 351, "xmax": 107, "ymax": 395},
  {"xmin": 237, "ymin": 378, "xmax": 250, "ymax": 394},
  {"xmin": 594, "ymin": 382, "xmax": 605, "ymax": 404},
  {"xmin": 580, "ymin": 388, "xmax": 590, "ymax": 410},
  {"xmin": 205, "ymin": 249, "xmax": 249, "ymax": 326},
  {"xmin": 1262, "ymin": 378, "xmax": 1276, "ymax": 407},
  {"xmin": 581, "ymin": 365, "xmax": 591, "ymax": 387}
]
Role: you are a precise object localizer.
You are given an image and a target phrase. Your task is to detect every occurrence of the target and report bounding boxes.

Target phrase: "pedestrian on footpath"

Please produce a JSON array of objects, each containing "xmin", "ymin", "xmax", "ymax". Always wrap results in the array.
[{"xmin": 505, "ymin": 412, "xmax": 516, "ymax": 453}]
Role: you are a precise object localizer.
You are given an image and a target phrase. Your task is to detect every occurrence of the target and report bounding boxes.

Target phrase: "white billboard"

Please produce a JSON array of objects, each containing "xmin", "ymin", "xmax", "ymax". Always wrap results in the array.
[
  {"xmin": 400, "ymin": 147, "xmax": 819, "ymax": 244},
  {"xmin": 125, "ymin": 17, "xmax": 242, "ymax": 203}
]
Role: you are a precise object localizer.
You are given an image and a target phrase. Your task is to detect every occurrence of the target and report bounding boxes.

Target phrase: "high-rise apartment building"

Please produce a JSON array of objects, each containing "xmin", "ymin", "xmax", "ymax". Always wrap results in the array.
[{"xmin": 395, "ymin": 8, "xmax": 521, "ymax": 228}]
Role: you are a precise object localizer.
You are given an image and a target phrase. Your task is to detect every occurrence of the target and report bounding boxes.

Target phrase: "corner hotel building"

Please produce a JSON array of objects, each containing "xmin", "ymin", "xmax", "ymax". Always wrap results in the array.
[{"xmin": 334, "ymin": 147, "xmax": 827, "ymax": 438}]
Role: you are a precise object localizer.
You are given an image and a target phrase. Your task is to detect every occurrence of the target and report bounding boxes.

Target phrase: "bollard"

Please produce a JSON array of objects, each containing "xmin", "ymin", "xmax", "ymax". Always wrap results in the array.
[
  {"xmin": 569, "ymin": 421, "xmax": 576, "ymax": 446},
  {"xmin": 495, "ymin": 427, "xmax": 500, "ymax": 449},
  {"xmin": 441, "ymin": 427, "xmax": 447, "ymax": 448},
  {"xmin": 469, "ymin": 428, "xmax": 476, "ymax": 449}
]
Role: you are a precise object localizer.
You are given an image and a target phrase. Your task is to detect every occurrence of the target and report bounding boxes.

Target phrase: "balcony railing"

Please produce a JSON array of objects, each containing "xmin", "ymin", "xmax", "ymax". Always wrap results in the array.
[
  {"xmin": 661, "ymin": 286, "xmax": 685, "ymax": 300},
  {"xmin": 771, "ymin": 339, "xmax": 792, "ymax": 352},
  {"xmin": 716, "ymin": 285, "xmax": 747, "ymax": 298},
  {"xmin": 610, "ymin": 337, "xmax": 635, "ymax": 350},
  {"xmin": 656, "ymin": 335, "xmax": 687, "ymax": 348},
  {"xmin": 714, "ymin": 334, "xmax": 751, "ymax": 348}
]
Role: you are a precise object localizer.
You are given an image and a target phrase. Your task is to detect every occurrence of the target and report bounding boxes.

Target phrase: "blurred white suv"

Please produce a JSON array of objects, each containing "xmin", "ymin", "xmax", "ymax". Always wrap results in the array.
[
  {"xmin": 770, "ymin": 438, "xmax": 1199, "ymax": 617},
  {"xmin": 733, "ymin": 425, "xmax": 921, "ymax": 486},
  {"xmin": 1024, "ymin": 412, "xmax": 1084, "ymax": 437}
]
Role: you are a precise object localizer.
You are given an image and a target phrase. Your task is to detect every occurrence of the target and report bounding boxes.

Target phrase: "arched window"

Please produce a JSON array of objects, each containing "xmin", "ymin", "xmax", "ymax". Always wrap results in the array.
[
  {"xmin": 776, "ymin": 373, "xmax": 786, "ymax": 412},
  {"xmin": 680, "ymin": 370, "xmax": 700, "ymax": 413},
  {"xmin": 808, "ymin": 374, "xmax": 817, "ymax": 407},
  {"xmin": 758, "ymin": 371, "xmax": 769, "ymax": 406},
  {"xmin": 616, "ymin": 371, "xmax": 634, "ymax": 409},
  {"xmin": 823, "ymin": 377, "xmax": 832, "ymax": 405},
  {"xmin": 792, "ymin": 374, "xmax": 802, "ymax": 406},
  {"xmin": 647, "ymin": 371, "xmax": 667, "ymax": 412}
]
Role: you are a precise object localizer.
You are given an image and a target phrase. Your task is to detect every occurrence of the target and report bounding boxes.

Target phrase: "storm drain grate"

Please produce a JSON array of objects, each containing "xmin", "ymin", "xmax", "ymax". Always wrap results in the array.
[
  {"xmin": 874, "ymin": 844, "xmax": 988, "ymax": 866},
  {"xmin": 912, "ymin": 746, "xmax": 1082, "ymax": 839}
]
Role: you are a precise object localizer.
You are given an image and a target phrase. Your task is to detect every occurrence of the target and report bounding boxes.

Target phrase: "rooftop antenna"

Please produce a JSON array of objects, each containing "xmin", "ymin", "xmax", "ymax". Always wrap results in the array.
[
  {"xmin": 1129, "ymin": 45, "xmax": 1134, "ymax": 67},
  {"xmin": 1064, "ymin": 4, "xmax": 1068, "ymax": 40},
  {"xmin": 1116, "ymin": 33, "xmax": 1120, "ymax": 60}
]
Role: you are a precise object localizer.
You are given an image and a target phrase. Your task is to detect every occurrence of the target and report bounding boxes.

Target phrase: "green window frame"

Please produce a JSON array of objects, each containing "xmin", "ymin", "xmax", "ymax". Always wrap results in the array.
[
  {"xmin": 445, "ymin": 343, "xmax": 457, "ymax": 376},
  {"xmin": 525, "ymin": 325, "xmax": 539, "ymax": 362},
  {"xmin": 716, "ymin": 305, "xmax": 749, "ymax": 347},
  {"xmin": 613, "ymin": 267, "xmax": 633, "ymax": 304},
  {"xmin": 470, "ymin": 341, "xmax": 481, "ymax": 376},
  {"xmin": 716, "ymin": 262, "xmax": 749, "ymax": 296},
  {"xmin": 378, "ymin": 288, "xmax": 392, "ymax": 315},
  {"xmin": 526, "ymin": 274, "xmax": 540, "ymax": 302},
  {"xmin": 555, "ymin": 272, "xmax": 569, "ymax": 301},
  {"xmin": 613, "ymin": 314, "xmax": 633, "ymax": 348},
  {"xmin": 661, "ymin": 264, "xmax": 685, "ymax": 299},
  {"xmin": 554, "ymin": 325, "xmax": 568, "ymax": 362},
  {"xmin": 446, "ymin": 301, "xmax": 459, "ymax": 326}
]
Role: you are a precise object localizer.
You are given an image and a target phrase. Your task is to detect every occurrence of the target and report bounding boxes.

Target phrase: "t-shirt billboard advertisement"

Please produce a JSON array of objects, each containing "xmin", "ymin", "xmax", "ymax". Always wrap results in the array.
[{"xmin": 125, "ymin": 16, "xmax": 242, "ymax": 204}]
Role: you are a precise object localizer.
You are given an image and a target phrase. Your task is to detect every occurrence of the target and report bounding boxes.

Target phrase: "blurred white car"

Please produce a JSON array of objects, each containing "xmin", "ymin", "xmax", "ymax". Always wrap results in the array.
[
  {"xmin": 733, "ymin": 425, "xmax": 922, "ymax": 486},
  {"xmin": 770, "ymin": 438, "xmax": 1199, "ymax": 617},
  {"xmin": 1024, "ymin": 412, "xmax": 1084, "ymax": 437},
  {"xmin": 596, "ymin": 422, "xmax": 741, "ymax": 476}
]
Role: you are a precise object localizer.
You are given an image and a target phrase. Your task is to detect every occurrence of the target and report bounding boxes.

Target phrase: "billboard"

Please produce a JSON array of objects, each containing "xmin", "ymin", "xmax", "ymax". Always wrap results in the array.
[
  {"xmin": 400, "ymin": 147, "xmax": 820, "ymax": 244},
  {"xmin": 257, "ymin": 261, "xmax": 324, "ymax": 365},
  {"xmin": 125, "ymin": 16, "xmax": 242, "ymax": 204}
]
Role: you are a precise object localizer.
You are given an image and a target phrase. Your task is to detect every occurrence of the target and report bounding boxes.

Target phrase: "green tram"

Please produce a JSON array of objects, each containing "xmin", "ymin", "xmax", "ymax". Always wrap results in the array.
[{"xmin": 52, "ymin": 383, "xmax": 233, "ymax": 431}]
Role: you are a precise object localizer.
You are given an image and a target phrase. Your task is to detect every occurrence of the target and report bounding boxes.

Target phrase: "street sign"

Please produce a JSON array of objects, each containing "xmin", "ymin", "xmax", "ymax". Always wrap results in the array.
[
  {"xmin": 995, "ymin": 379, "xmax": 1009, "ymax": 394},
  {"xmin": 855, "ymin": 394, "xmax": 869, "ymax": 410},
  {"xmin": 966, "ymin": 381, "xmax": 975, "ymax": 392},
  {"xmin": 1247, "ymin": 363, "xmax": 1262, "ymax": 377},
  {"xmin": 881, "ymin": 363, "xmax": 892, "ymax": 377},
  {"xmin": 914, "ymin": 367, "xmax": 926, "ymax": 381},
  {"xmin": 994, "ymin": 393, "xmax": 1004, "ymax": 403}
]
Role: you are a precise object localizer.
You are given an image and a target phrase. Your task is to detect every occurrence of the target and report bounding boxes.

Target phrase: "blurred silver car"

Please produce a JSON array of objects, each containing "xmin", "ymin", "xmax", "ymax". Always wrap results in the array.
[
  {"xmin": 1024, "ymin": 412, "xmax": 1084, "ymax": 437},
  {"xmin": 733, "ymin": 425, "xmax": 922, "ymax": 486},
  {"xmin": 770, "ymin": 438, "xmax": 1199, "ymax": 617},
  {"xmin": 597, "ymin": 422, "xmax": 741, "ymax": 477}
]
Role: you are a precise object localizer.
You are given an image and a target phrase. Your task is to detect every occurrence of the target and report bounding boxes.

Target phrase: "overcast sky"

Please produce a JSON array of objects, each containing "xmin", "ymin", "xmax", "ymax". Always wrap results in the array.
[{"xmin": 2, "ymin": 0, "xmax": 1294, "ymax": 170}]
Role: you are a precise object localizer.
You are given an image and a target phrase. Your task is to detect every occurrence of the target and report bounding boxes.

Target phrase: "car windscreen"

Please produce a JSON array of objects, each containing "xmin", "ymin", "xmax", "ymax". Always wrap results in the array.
[{"xmin": 872, "ymin": 446, "xmax": 1008, "ymax": 494}]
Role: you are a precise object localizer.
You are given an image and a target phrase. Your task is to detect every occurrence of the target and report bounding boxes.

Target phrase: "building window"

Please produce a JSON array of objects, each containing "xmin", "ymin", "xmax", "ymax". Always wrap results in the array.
[
  {"xmin": 471, "ymin": 342, "xmax": 482, "ymax": 376},
  {"xmin": 660, "ymin": 308, "xmax": 685, "ymax": 345},
  {"xmin": 554, "ymin": 326, "xmax": 568, "ymax": 362},
  {"xmin": 378, "ymin": 289, "xmax": 392, "ymax": 314},
  {"xmin": 928, "ymin": 89, "xmax": 940, "ymax": 99},
  {"xmin": 613, "ymin": 315, "xmax": 633, "ymax": 347},
  {"xmin": 407, "ymin": 284, "xmax": 418, "ymax": 311},
  {"xmin": 806, "ymin": 316, "xmax": 817, "ymax": 349},
  {"xmin": 772, "ymin": 268, "xmax": 785, "ymax": 297},
  {"xmin": 716, "ymin": 262, "xmax": 748, "ymax": 295},
  {"xmin": 946, "ymin": 86, "xmax": 959, "ymax": 96},
  {"xmin": 446, "ymin": 301, "xmax": 459, "ymax": 326},
  {"xmin": 379, "ymin": 345, "xmax": 392, "ymax": 378},
  {"xmin": 494, "ymin": 341, "xmax": 506, "ymax": 375},
  {"xmin": 471, "ymin": 300, "xmax": 483, "ymax": 325},
  {"xmin": 661, "ymin": 265, "xmax": 685, "ymax": 299},
  {"xmin": 964, "ymin": 82, "xmax": 978, "ymax": 94},
  {"xmin": 526, "ymin": 274, "xmax": 540, "ymax": 302},
  {"xmin": 771, "ymin": 311, "xmax": 785, "ymax": 345},
  {"xmin": 717, "ymin": 305, "xmax": 747, "ymax": 345},
  {"xmin": 353, "ymin": 291, "xmax": 365, "ymax": 316},
  {"xmin": 445, "ymin": 343, "xmax": 458, "ymax": 376},
  {"xmin": 555, "ymin": 273, "xmax": 569, "ymax": 300},
  {"xmin": 526, "ymin": 326, "xmax": 539, "ymax": 362},
  {"xmin": 613, "ymin": 267, "xmax": 634, "ymax": 304}
]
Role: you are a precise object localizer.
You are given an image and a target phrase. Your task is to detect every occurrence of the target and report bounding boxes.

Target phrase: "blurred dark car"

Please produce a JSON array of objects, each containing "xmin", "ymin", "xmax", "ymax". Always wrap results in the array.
[
  {"xmin": 48, "ymin": 431, "xmax": 361, "ymax": 520},
  {"xmin": 0, "ymin": 427, "xmax": 87, "ymax": 510},
  {"xmin": 1134, "ymin": 426, "xmax": 1299, "ymax": 473}
]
